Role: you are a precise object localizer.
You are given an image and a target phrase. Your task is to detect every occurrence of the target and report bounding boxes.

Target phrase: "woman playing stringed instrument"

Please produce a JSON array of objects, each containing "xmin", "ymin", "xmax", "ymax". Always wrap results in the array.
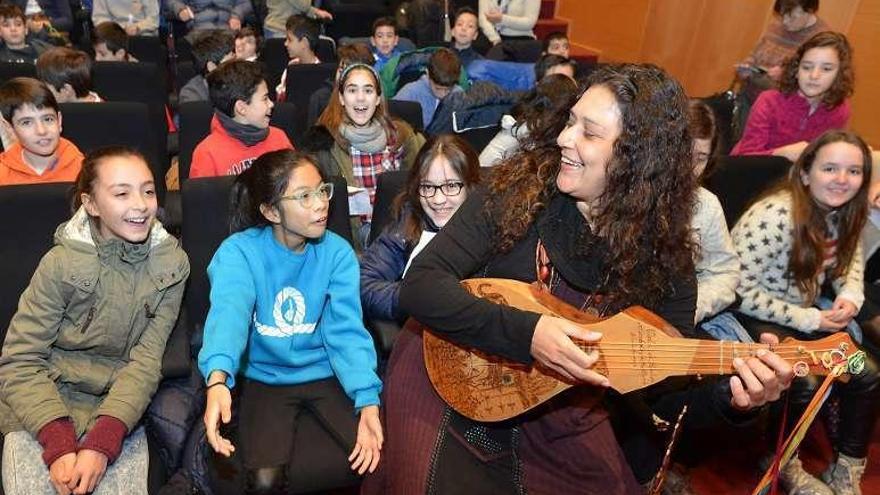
[
  {"xmin": 732, "ymin": 130, "xmax": 880, "ymax": 495},
  {"xmin": 363, "ymin": 64, "xmax": 794, "ymax": 495}
]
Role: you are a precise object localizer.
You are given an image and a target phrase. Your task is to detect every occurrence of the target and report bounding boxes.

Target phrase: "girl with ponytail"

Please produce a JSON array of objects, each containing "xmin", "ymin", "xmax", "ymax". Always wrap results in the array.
[{"xmin": 198, "ymin": 149, "xmax": 383, "ymax": 493}]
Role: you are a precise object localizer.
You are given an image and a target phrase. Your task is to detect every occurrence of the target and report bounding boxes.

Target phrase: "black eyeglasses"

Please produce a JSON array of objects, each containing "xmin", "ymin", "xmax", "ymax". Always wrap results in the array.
[
  {"xmin": 418, "ymin": 181, "xmax": 464, "ymax": 198},
  {"xmin": 277, "ymin": 183, "xmax": 334, "ymax": 208}
]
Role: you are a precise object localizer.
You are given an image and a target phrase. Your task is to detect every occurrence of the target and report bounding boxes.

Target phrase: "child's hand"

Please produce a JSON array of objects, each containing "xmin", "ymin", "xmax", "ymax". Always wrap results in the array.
[
  {"xmin": 831, "ymin": 297, "xmax": 858, "ymax": 323},
  {"xmin": 48, "ymin": 452, "xmax": 76, "ymax": 495},
  {"xmin": 349, "ymin": 405, "xmax": 383, "ymax": 475},
  {"xmin": 204, "ymin": 382, "xmax": 236, "ymax": 457},
  {"xmin": 819, "ymin": 309, "xmax": 848, "ymax": 332},
  {"xmin": 67, "ymin": 449, "xmax": 107, "ymax": 495}
]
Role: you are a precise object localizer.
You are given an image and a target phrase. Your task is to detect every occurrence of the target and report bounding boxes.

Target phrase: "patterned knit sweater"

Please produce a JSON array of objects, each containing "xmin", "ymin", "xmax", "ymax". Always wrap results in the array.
[{"xmin": 731, "ymin": 190, "xmax": 864, "ymax": 333}]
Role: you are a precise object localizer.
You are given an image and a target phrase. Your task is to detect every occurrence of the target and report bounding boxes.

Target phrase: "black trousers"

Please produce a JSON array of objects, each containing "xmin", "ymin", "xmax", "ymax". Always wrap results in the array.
[
  {"xmin": 238, "ymin": 377, "xmax": 361, "ymax": 491},
  {"xmin": 736, "ymin": 312, "xmax": 880, "ymax": 458}
]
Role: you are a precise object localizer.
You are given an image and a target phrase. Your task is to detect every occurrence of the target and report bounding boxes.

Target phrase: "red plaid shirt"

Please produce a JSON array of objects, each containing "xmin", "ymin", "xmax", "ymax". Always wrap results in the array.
[{"xmin": 350, "ymin": 140, "xmax": 403, "ymax": 218}]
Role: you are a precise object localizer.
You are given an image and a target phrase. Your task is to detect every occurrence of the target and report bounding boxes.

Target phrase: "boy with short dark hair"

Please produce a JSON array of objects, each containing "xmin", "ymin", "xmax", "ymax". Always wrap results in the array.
[
  {"xmin": 534, "ymin": 53, "xmax": 576, "ymax": 82},
  {"xmin": 0, "ymin": 77, "xmax": 84, "ymax": 185},
  {"xmin": 180, "ymin": 30, "xmax": 235, "ymax": 104},
  {"xmin": 93, "ymin": 21, "xmax": 137, "ymax": 62},
  {"xmin": 234, "ymin": 26, "xmax": 261, "ymax": 61},
  {"xmin": 370, "ymin": 17, "xmax": 402, "ymax": 71},
  {"xmin": 449, "ymin": 7, "xmax": 482, "ymax": 67},
  {"xmin": 0, "ymin": 4, "xmax": 52, "ymax": 64},
  {"xmin": 393, "ymin": 48, "xmax": 462, "ymax": 128},
  {"xmin": 276, "ymin": 15, "xmax": 321, "ymax": 100},
  {"xmin": 543, "ymin": 31, "xmax": 570, "ymax": 58},
  {"xmin": 190, "ymin": 60, "xmax": 293, "ymax": 178},
  {"xmin": 36, "ymin": 47, "xmax": 102, "ymax": 103}
]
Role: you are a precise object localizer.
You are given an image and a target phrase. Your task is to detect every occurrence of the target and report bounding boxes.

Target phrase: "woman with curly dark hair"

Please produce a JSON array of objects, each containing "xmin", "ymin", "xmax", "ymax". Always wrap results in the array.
[
  {"xmin": 478, "ymin": 73, "xmax": 578, "ymax": 167},
  {"xmin": 732, "ymin": 31, "xmax": 854, "ymax": 160},
  {"xmin": 362, "ymin": 64, "xmax": 793, "ymax": 494}
]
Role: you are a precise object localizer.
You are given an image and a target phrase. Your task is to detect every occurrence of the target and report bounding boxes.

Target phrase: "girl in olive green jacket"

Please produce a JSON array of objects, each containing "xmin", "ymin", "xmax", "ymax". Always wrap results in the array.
[{"xmin": 0, "ymin": 147, "xmax": 189, "ymax": 495}]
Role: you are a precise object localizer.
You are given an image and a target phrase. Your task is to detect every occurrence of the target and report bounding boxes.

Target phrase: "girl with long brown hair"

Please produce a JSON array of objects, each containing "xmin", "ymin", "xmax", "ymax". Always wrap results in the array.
[
  {"xmin": 732, "ymin": 130, "xmax": 880, "ymax": 495},
  {"xmin": 302, "ymin": 63, "xmax": 425, "ymax": 248},
  {"xmin": 364, "ymin": 64, "xmax": 793, "ymax": 494},
  {"xmin": 359, "ymin": 134, "xmax": 481, "ymax": 322}
]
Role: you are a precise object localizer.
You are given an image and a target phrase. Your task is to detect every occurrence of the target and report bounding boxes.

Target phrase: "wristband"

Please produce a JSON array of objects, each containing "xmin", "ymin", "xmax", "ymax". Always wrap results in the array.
[{"xmin": 206, "ymin": 381, "xmax": 228, "ymax": 391}]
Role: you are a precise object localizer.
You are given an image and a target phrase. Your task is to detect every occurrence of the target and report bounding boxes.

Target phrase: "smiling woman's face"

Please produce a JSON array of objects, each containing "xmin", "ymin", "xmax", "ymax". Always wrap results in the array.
[{"xmin": 555, "ymin": 84, "xmax": 622, "ymax": 205}]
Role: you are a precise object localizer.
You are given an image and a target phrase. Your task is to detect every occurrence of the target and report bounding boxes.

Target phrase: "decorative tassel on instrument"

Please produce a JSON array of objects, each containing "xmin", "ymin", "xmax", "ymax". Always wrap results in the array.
[
  {"xmin": 751, "ymin": 350, "xmax": 867, "ymax": 495},
  {"xmin": 648, "ymin": 405, "xmax": 690, "ymax": 495}
]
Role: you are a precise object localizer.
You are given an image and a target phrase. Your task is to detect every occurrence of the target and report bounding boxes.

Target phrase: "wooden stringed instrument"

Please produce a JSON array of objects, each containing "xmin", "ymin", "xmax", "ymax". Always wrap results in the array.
[{"xmin": 422, "ymin": 278, "xmax": 862, "ymax": 422}]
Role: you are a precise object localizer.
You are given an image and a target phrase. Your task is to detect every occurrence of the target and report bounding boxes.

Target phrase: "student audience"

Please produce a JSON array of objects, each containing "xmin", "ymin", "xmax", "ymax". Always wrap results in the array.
[
  {"xmin": 0, "ymin": 4, "xmax": 51, "ymax": 64},
  {"xmin": 732, "ymin": 130, "xmax": 879, "ymax": 495},
  {"xmin": 165, "ymin": 0, "xmax": 253, "ymax": 41},
  {"xmin": 234, "ymin": 25, "xmax": 260, "ymax": 61},
  {"xmin": 91, "ymin": 0, "xmax": 160, "ymax": 37},
  {"xmin": 263, "ymin": 0, "xmax": 332, "ymax": 39},
  {"xmin": 0, "ymin": 146, "xmax": 189, "ymax": 495},
  {"xmin": 534, "ymin": 52, "xmax": 576, "ymax": 81},
  {"xmin": 276, "ymin": 15, "xmax": 321, "ymax": 101},
  {"xmin": 199, "ymin": 149, "xmax": 382, "ymax": 493},
  {"xmin": 393, "ymin": 48, "xmax": 462, "ymax": 129},
  {"xmin": 36, "ymin": 47, "xmax": 103, "ymax": 103},
  {"xmin": 7, "ymin": 0, "xmax": 73, "ymax": 35},
  {"xmin": 449, "ymin": 7, "xmax": 483, "ymax": 67},
  {"xmin": 543, "ymin": 31, "xmax": 570, "ymax": 58},
  {"xmin": 179, "ymin": 29, "xmax": 235, "ymax": 104},
  {"xmin": 360, "ymin": 134, "xmax": 481, "ymax": 321},
  {"xmin": 479, "ymin": 0, "xmax": 540, "ymax": 45},
  {"xmin": 0, "ymin": 77, "xmax": 84, "ymax": 185},
  {"xmin": 733, "ymin": 31, "xmax": 853, "ymax": 160},
  {"xmin": 479, "ymin": 73, "xmax": 577, "ymax": 167},
  {"xmin": 190, "ymin": 60, "xmax": 292, "ymax": 178},
  {"xmin": 304, "ymin": 63, "xmax": 425, "ymax": 247},
  {"xmin": 306, "ymin": 42, "xmax": 374, "ymax": 128},
  {"xmin": 370, "ymin": 17, "xmax": 402, "ymax": 72},
  {"xmin": 92, "ymin": 21, "xmax": 138, "ymax": 62}
]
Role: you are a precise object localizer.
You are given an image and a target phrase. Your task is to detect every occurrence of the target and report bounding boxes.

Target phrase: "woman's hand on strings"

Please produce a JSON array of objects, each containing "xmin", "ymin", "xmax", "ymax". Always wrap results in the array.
[
  {"xmin": 204, "ymin": 371, "xmax": 236, "ymax": 457},
  {"xmin": 531, "ymin": 315, "xmax": 608, "ymax": 386},
  {"xmin": 729, "ymin": 333, "xmax": 793, "ymax": 411},
  {"xmin": 349, "ymin": 405, "xmax": 383, "ymax": 475}
]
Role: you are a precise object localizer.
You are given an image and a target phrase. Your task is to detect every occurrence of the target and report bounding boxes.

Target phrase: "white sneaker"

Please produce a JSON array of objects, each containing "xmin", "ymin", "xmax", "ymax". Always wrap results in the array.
[{"xmin": 822, "ymin": 454, "xmax": 866, "ymax": 495}]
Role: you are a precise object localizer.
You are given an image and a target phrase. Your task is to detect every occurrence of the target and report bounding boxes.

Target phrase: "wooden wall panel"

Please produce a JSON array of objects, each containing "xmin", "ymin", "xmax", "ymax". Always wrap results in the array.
[
  {"xmin": 556, "ymin": 0, "xmax": 650, "ymax": 61},
  {"xmin": 639, "ymin": 0, "xmax": 705, "ymax": 77},
  {"xmin": 847, "ymin": 0, "xmax": 880, "ymax": 146}
]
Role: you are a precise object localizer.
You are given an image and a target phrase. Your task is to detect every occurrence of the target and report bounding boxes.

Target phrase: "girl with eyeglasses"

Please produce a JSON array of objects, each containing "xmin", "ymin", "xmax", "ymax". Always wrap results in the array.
[
  {"xmin": 198, "ymin": 149, "xmax": 383, "ymax": 493},
  {"xmin": 360, "ymin": 134, "xmax": 481, "ymax": 322}
]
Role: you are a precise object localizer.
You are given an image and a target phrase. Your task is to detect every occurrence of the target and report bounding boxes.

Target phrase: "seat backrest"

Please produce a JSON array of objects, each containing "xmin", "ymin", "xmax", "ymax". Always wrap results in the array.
[
  {"xmin": 367, "ymin": 170, "xmax": 408, "ymax": 246},
  {"xmin": 457, "ymin": 125, "xmax": 499, "ymax": 154},
  {"xmin": 177, "ymin": 101, "xmax": 214, "ymax": 181},
  {"xmin": 259, "ymin": 38, "xmax": 289, "ymax": 94},
  {"xmin": 387, "ymin": 99, "xmax": 424, "ymax": 133},
  {"xmin": 59, "ymin": 101, "xmax": 165, "ymax": 201},
  {"xmin": 0, "ymin": 183, "xmax": 72, "ymax": 343},
  {"xmin": 92, "ymin": 61, "xmax": 170, "ymax": 181},
  {"xmin": 177, "ymin": 101, "xmax": 301, "ymax": 180},
  {"xmin": 316, "ymin": 37, "xmax": 337, "ymax": 64},
  {"xmin": 704, "ymin": 154, "xmax": 792, "ymax": 228},
  {"xmin": 0, "ymin": 62, "xmax": 36, "ymax": 83},
  {"xmin": 181, "ymin": 174, "xmax": 352, "ymax": 343},
  {"xmin": 284, "ymin": 63, "xmax": 336, "ymax": 109},
  {"xmin": 128, "ymin": 36, "xmax": 167, "ymax": 71}
]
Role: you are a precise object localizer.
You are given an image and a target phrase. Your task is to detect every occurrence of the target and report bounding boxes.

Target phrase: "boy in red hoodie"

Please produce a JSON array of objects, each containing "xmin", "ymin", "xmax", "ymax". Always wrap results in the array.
[
  {"xmin": 190, "ymin": 60, "xmax": 292, "ymax": 178},
  {"xmin": 0, "ymin": 77, "xmax": 84, "ymax": 185}
]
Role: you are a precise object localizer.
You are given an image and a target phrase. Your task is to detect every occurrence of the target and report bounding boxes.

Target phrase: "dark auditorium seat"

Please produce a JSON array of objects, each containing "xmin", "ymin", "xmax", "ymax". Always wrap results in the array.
[
  {"xmin": 363, "ymin": 170, "xmax": 409, "ymax": 355},
  {"xmin": 0, "ymin": 62, "xmax": 36, "ymax": 83},
  {"xmin": 704, "ymin": 154, "xmax": 792, "ymax": 228},
  {"xmin": 59, "ymin": 101, "xmax": 165, "ymax": 201},
  {"xmin": 457, "ymin": 125, "xmax": 500, "ymax": 154},
  {"xmin": 129, "ymin": 35, "xmax": 168, "ymax": 70},
  {"xmin": 177, "ymin": 101, "xmax": 302, "ymax": 181},
  {"xmin": 387, "ymin": 99, "xmax": 424, "ymax": 133}
]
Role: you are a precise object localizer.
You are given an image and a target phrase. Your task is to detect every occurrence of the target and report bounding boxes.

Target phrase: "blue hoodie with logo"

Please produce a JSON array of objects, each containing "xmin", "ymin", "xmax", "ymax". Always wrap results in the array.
[{"xmin": 198, "ymin": 226, "xmax": 381, "ymax": 409}]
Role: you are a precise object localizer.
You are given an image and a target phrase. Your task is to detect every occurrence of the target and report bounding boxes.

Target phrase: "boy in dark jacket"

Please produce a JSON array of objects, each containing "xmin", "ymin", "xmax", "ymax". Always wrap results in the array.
[{"xmin": 0, "ymin": 4, "xmax": 52, "ymax": 64}]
